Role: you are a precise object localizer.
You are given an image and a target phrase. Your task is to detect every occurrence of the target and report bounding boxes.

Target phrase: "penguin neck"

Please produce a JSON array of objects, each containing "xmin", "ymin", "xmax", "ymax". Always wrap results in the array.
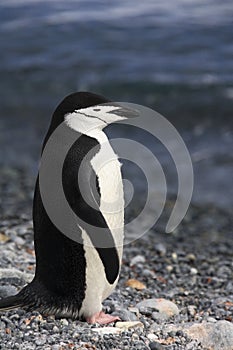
[{"xmin": 86, "ymin": 128, "xmax": 109, "ymax": 145}]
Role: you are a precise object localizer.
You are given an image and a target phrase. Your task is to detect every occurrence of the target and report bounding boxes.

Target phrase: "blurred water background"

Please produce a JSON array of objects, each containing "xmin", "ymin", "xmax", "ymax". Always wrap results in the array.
[{"xmin": 0, "ymin": 0, "xmax": 232, "ymax": 213}]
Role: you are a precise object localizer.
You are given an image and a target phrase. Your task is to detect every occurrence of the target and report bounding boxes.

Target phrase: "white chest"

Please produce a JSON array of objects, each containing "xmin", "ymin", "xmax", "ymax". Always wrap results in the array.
[
  {"xmin": 90, "ymin": 130, "xmax": 124, "ymax": 244},
  {"xmin": 79, "ymin": 131, "xmax": 124, "ymax": 318}
]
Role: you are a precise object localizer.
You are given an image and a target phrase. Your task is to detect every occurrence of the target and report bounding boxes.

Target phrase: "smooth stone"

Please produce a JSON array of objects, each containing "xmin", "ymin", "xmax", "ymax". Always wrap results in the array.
[
  {"xmin": 0, "ymin": 285, "xmax": 18, "ymax": 298},
  {"xmin": 190, "ymin": 267, "xmax": 198, "ymax": 275},
  {"xmin": 157, "ymin": 320, "xmax": 233, "ymax": 350},
  {"xmin": 111, "ymin": 308, "xmax": 138, "ymax": 321},
  {"xmin": 142, "ymin": 269, "xmax": 156, "ymax": 277},
  {"xmin": 115, "ymin": 321, "xmax": 144, "ymax": 330},
  {"xmin": 92, "ymin": 327, "xmax": 121, "ymax": 335},
  {"xmin": 137, "ymin": 298, "xmax": 179, "ymax": 320},
  {"xmin": 186, "ymin": 320, "xmax": 233, "ymax": 350},
  {"xmin": 125, "ymin": 279, "xmax": 146, "ymax": 290},
  {"xmin": 60, "ymin": 319, "xmax": 68, "ymax": 326},
  {"xmin": 17, "ymin": 227, "xmax": 29, "ymax": 235},
  {"xmin": 166, "ymin": 265, "xmax": 173, "ymax": 272},
  {"xmin": 13, "ymin": 237, "xmax": 25, "ymax": 245},
  {"xmin": 0, "ymin": 268, "xmax": 33, "ymax": 283},
  {"xmin": 154, "ymin": 243, "xmax": 166, "ymax": 256},
  {"xmin": 51, "ymin": 345, "xmax": 61, "ymax": 350},
  {"xmin": 149, "ymin": 341, "xmax": 164, "ymax": 350},
  {"xmin": 130, "ymin": 255, "xmax": 146, "ymax": 266},
  {"xmin": 186, "ymin": 253, "xmax": 196, "ymax": 261},
  {"xmin": 171, "ymin": 252, "xmax": 178, "ymax": 261},
  {"xmin": 52, "ymin": 326, "xmax": 59, "ymax": 333},
  {"xmin": 147, "ymin": 333, "xmax": 159, "ymax": 341}
]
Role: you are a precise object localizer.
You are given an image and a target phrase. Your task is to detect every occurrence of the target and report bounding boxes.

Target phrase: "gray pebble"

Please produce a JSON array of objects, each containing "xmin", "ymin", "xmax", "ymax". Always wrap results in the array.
[
  {"xmin": 137, "ymin": 299, "xmax": 179, "ymax": 321},
  {"xmin": 0, "ymin": 285, "xmax": 18, "ymax": 298},
  {"xmin": 149, "ymin": 342, "xmax": 164, "ymax": 350},
  {"xmin": 142, "ymin": 269, "xmax": 155, "ymax": 277},
  {"xmin": 130, "ymin": 255, "xmax": 145, "ymax": 266},
  {"xmin": 51, "ymin": 346, "xmax": 60, "ymax": 350},
  {"xmin": 154, "ymin": 243, "xmax": 166, "ymax": 255},
  {"xmin": 0, "ymin": 321, "xmax": 6, "ymax": 329},
  {"xmin": 112, "ymin": 308, "xmax": 138, "ymax": 321},
  {"xmin": 60, "ymin": 318, "xmax": 69, "ymax": 326},
  {"xmin": 35, "ymin": 337, "xmax": 47, "ymax": 346},
  {"xmin": 13, "ymin": 236, "xmax": 25, "ymax": 246},
  {"xmin": 52, "ymin": 326, "xmax": 60, "ymax": 333}
]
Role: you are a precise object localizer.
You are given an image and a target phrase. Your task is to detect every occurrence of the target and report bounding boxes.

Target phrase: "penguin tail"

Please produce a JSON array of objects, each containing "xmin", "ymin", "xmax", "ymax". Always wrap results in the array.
[{"xmin": 0, "ymin": 294, "xmax": 23, "ymax": 311}]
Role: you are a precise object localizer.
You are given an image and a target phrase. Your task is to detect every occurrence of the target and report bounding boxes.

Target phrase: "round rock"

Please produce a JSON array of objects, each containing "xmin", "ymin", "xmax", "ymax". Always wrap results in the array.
[{"xmin": 136, "ymin": 298, "xmax": 179, "ymax": 321}]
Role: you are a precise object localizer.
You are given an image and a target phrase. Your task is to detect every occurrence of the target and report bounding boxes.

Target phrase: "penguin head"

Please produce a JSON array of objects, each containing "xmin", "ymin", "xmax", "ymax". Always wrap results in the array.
[
  {"xmin": 65, "ymin": 103, "xmax": 139, "ymax": 133},
  {"xmin": 60, "ymin": 92, "xmax": 138, "ymax": 135},
  {"xmin": 44, "ymin": 92, "xmax": 138, "ymax": 144}
]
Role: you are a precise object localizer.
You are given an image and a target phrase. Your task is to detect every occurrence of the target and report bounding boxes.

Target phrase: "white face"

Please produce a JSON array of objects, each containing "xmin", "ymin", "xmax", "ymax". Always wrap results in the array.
[{"xmin": 64, "ymin": 104, "xmax": 137, "ymax": 134}]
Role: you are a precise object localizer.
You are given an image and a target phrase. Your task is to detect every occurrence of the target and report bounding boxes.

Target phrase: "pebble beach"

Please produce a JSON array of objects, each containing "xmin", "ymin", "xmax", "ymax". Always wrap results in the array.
[
  {"xmin": 0, "ymin": 166, "xmax": 233, "ymax": 350},
  {"xmin": 1, "ymin": 0, "xmax": 233, "ymax": 349}
]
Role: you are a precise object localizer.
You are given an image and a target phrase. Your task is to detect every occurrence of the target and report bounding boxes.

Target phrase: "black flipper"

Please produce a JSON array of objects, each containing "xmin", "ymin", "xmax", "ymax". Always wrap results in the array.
[
  {"xmin": 62, "ymin": 135, "xmax": 120, "ymax": 285},
  {"xmin": 0, "ymin": 294, "xmax": 23, "ymax": 311}
]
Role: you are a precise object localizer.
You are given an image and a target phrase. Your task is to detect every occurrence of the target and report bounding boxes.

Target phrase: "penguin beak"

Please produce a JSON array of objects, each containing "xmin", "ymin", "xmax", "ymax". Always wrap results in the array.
[{"xmin": 109, "ymin": 104, "xmax": 140, "ymax": 119}]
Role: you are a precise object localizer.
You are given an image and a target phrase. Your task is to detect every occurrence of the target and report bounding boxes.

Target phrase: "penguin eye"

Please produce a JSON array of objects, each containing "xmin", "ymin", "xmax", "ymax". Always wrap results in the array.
[{"xmin": 93, "ymin": 108, "xmax": 100, "ymax": 112}]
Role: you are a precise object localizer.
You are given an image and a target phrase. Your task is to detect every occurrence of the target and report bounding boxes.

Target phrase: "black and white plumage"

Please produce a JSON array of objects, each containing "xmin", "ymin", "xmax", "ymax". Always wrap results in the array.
[{"xmin": 0, "ymin": 91, "xmax": 136, "ymax": 324}]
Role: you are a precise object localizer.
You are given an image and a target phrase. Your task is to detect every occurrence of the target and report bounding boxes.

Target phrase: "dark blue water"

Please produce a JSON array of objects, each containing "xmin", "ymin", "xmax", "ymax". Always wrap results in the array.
[{"xmin": 0, "ymin": 0, "xmax": 232, "ymax": 210}]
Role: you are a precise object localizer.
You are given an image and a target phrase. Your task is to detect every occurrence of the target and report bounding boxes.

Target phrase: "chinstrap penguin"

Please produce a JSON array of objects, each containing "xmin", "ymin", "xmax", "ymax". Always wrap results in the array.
[{"xmin": 0, "ymin": 91, "xmax": 138, "ymax": 324}]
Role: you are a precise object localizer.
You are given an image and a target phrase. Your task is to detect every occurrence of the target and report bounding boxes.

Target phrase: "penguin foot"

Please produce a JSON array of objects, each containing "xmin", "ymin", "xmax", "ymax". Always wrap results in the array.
[{"xmin": 86, "ymin": 311, "xmax": 120, "ymax": 324}]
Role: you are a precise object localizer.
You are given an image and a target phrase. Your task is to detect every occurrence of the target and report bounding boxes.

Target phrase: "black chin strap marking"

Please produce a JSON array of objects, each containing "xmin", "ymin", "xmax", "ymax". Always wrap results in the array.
[{"xmin": 77, "ymin": 111, "xmax": 108, "ymax": 125}]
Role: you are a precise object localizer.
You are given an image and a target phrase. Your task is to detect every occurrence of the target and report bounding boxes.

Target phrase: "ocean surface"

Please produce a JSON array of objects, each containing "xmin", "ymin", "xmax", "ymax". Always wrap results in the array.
[{"xmin": 0, "ymin": 0, "xmax": 232, "ymax": 212}]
